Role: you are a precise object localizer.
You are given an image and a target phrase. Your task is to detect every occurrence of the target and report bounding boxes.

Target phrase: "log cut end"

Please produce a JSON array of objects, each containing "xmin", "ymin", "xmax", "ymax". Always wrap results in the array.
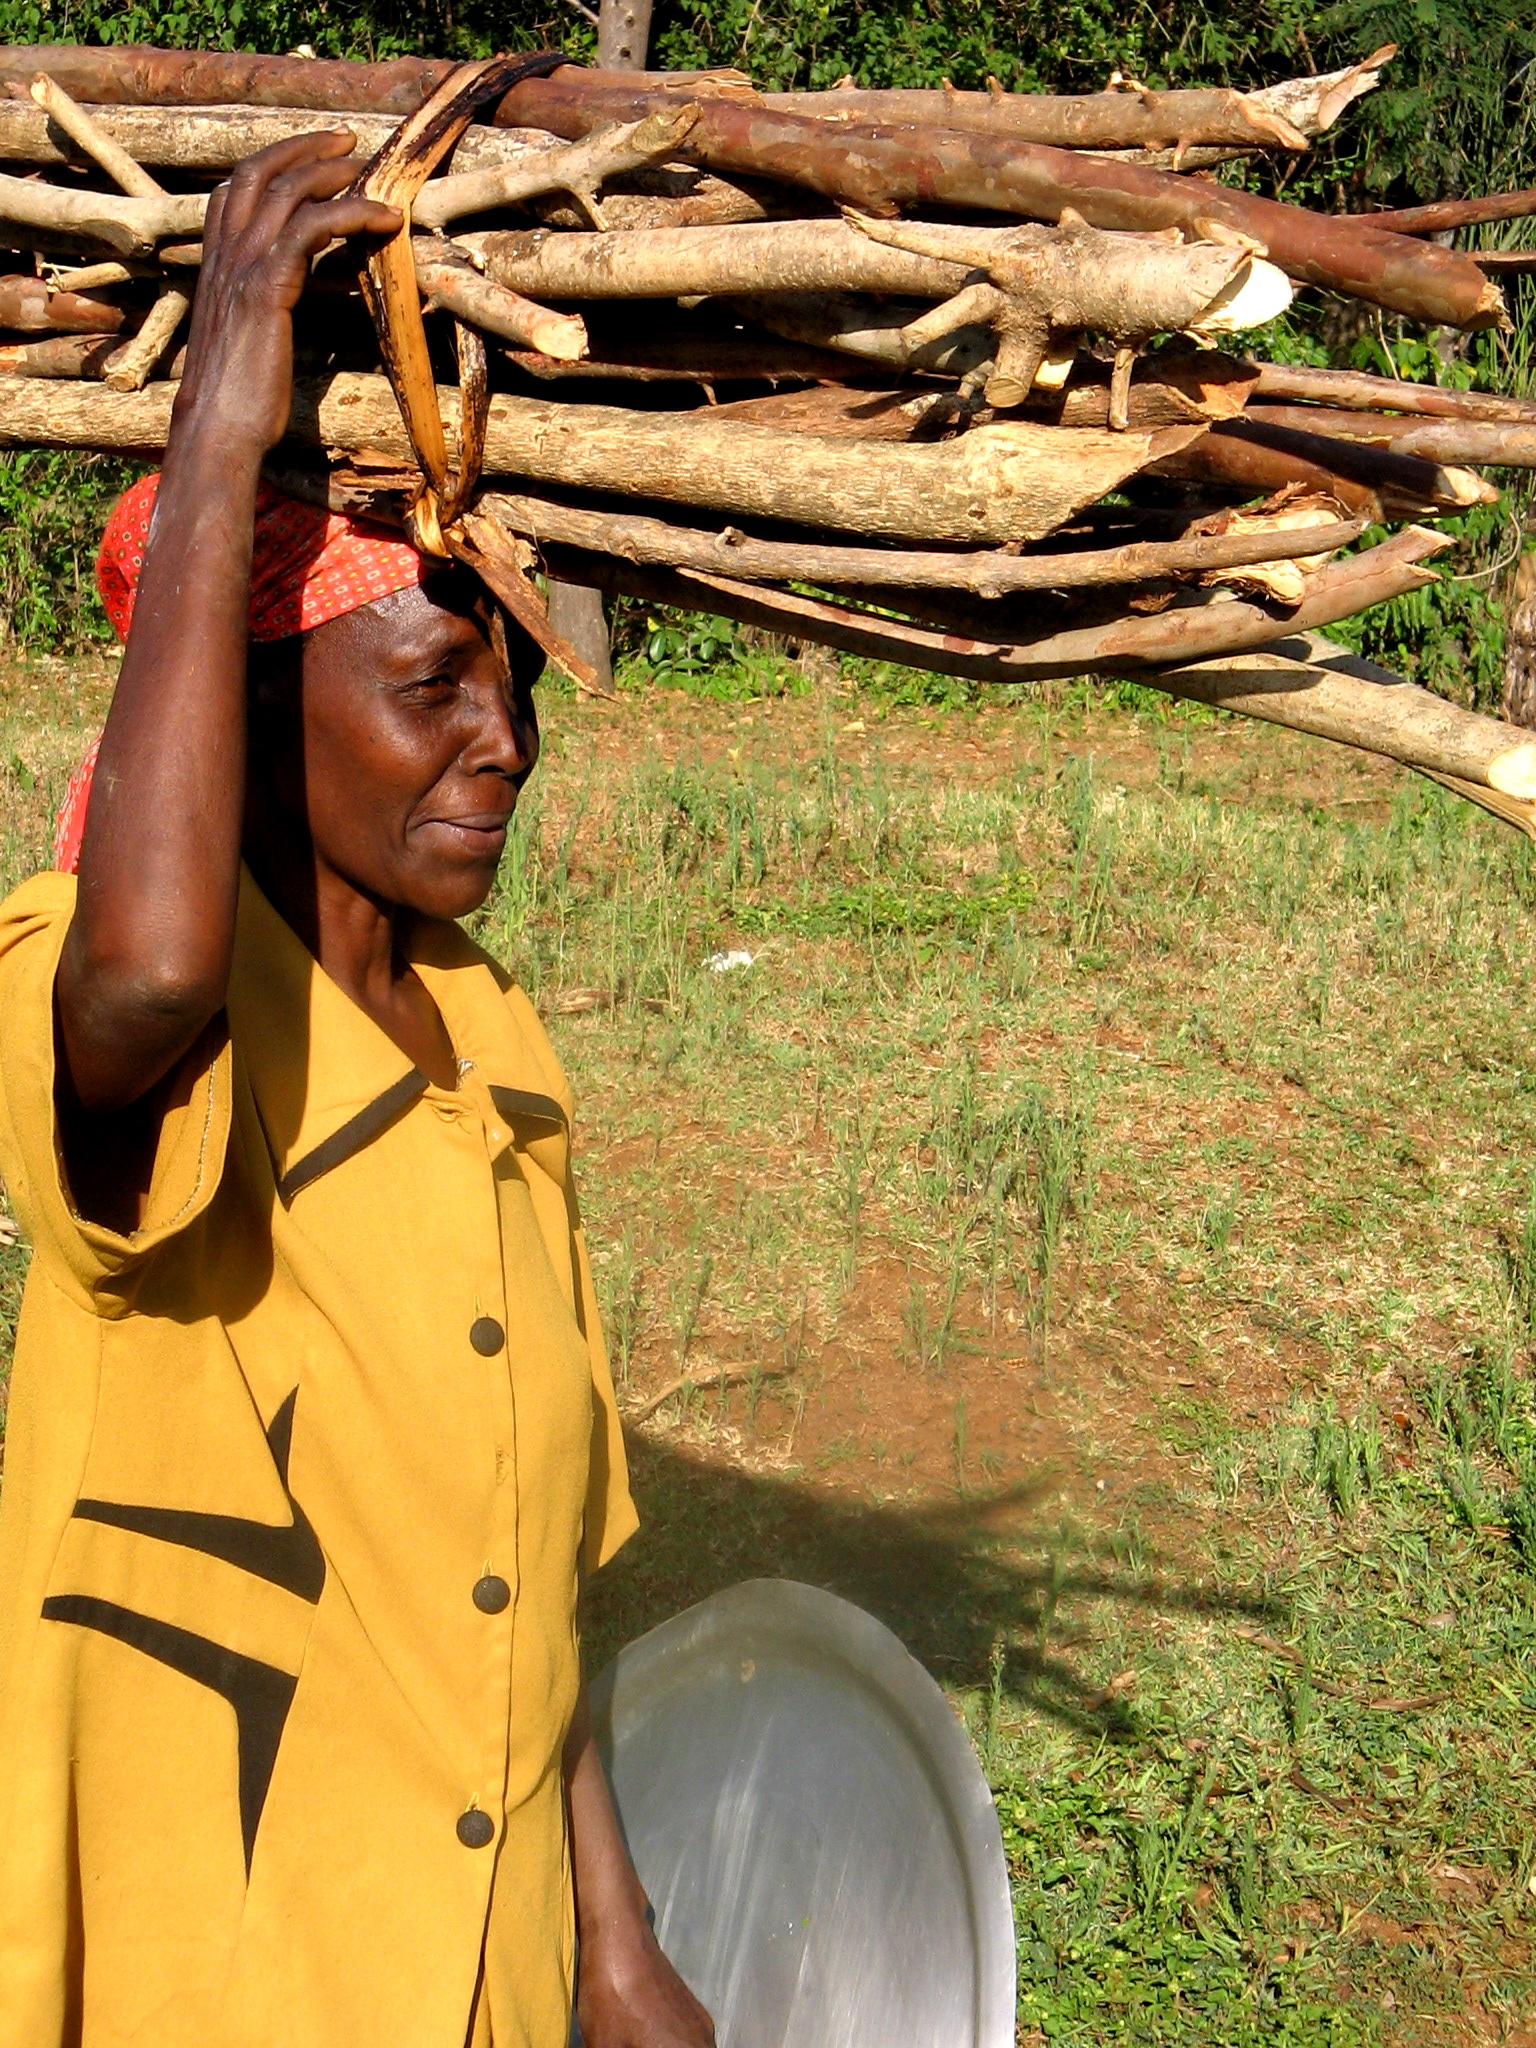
[{"xmin": 1487, "ymin": 739, "xmax": 1536, "ymax": 802}]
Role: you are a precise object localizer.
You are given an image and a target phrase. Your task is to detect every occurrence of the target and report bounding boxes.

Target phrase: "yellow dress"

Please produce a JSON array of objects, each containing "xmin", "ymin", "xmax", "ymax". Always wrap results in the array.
[{"xmin": 0, "ymin": 868, "xmax": 637, "ymax": 2048}]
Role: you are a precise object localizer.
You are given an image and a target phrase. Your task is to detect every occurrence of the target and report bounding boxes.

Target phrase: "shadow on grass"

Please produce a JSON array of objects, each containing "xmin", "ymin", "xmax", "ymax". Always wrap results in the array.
[{"xmin": 584, "ymin": 1434, "xmax": 1283, "ymax": 1740}]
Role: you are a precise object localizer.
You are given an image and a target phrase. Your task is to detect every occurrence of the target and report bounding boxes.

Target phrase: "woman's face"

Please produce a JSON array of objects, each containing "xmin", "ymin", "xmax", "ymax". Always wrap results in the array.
[{"xmin": 249, "ymin": 573, "xmax": 542, "ymax": 921}]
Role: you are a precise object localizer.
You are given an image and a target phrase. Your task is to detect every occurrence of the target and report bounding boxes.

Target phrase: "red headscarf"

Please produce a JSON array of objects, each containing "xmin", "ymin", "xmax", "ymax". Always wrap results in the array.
[{"xmin": 54, "ymin": 474, "xmax": 431, "ymax": 872}]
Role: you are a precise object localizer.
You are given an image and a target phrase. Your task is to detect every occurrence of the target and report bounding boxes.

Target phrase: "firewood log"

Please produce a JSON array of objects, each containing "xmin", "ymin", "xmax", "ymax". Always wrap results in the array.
[
  {"xmin": 467, "ymin": 219, "xmax": 973, "ymax": 301},
  {"xmin": 0, "ymin": 168, "xmax": 203, "ymax": 254},
  {"xmin": 764, "ymin": 52, "xmax": 1389, "ymax": 156},
  {"xmin": 1243, "ymin": 406, "xmax": 1536, "ymax": 468},
  {"xmin": 0, "ymin": 332, "xmax": 117, "ymax": 376},
  {"xmin": 476, "ymin": 486, "xmax": 1364, "ymax": 595},
  {"xmin": 0, "ymin": 272, "xmax": 123, "ymax": 332},
  {"xmin": 759, "ymin": 82, "xmax": 1312, "ymax": 151},
  {"xmin": 1359, "ymin": 188, "xmax": 1536, "ymax": 236},
  {"xmin": 492, "ymin": 74, "xmax": 1503, "ymax": 331},
  {"xmin": 1149, "ymin": 419, "xmax": 1496, "ymax": 518},
  {"xmin": 545, "ymin": 524, "xmax": 1447, "ymax": 684},
  {"xmin": 0, "ymin": 368, "xmax": 1207, "ymax": 545},
  {"xmin": 845, "ymin": 211, "xmax": 1288, "ymax": 409},
  {"xmin": 412, "ymin": 235, "xmax": 586, "ymax": 358},
  {"xmin": 1250, "ymin": 362, "xmax": 1536, "ymax": 425}
]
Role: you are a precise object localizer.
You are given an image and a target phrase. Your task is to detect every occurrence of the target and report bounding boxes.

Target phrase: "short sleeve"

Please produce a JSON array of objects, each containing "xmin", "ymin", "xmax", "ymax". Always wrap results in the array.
[{"xmin": 0, "ymin": 872, "xmax": 233, "ymax": 1310}]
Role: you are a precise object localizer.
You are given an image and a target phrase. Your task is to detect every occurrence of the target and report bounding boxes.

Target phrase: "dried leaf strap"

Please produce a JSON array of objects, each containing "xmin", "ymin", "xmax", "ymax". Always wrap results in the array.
[{"xmin": 350, "ymin": 48, "xmax": 603, "ymax": 690}]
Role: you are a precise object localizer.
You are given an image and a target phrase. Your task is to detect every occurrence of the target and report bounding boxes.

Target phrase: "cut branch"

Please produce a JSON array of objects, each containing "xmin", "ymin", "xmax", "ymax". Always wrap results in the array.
[
  {"xmin": 0, "ymin": 369, "xmax": 1206, "ymax": 544},
  {"xmin": 28, "ymin": 71, "xmax": 164, "ymax": 198},
  {"xmin": 102, "ymin": 281, "xmax": 190, "ymax": 390},
  {"xmin": 1151, "ymin": 632, "xmax": 1536, "ymax": 799},
  {"xmin": 413, "ymin": 234, "xmax": 587, "ymax": 358},
  {"xmin": 0, "ymin": 98, "xmax": 558, "ymax": 176},
  {"xmin": 761, "ymin": 81, "xmax": 1313, "ymax": 151},
  {"xmin": 413, "ymin": 102, "xmax": 699, "ymax": 230},
  {"xmin": 478, "ymin": 486, "xmax": 1365, "ymax": 595},
  {"xmin": 0, "ymin": 333, "xmax": 118, "ymax": 377},
  {"xmin": 0, "ymin": 168, "xmax": 204, "ymax": 254},
  {"xmin": 1150, "ymin": 418, "xmax": 1496, "ymax": 518}
]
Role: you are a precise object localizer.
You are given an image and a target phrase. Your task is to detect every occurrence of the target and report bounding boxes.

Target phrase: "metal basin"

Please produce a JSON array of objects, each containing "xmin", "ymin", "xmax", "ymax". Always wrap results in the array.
[{"xmin": 588, "ymin": 1579, "xmax": 1015, "ymax": 2048}]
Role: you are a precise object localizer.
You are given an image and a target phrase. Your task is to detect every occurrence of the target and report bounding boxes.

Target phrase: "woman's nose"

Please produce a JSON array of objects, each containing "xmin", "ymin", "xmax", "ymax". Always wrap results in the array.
[{"xmin": 462, "ymin": 676, "xmax": 538, "ymax": 779}]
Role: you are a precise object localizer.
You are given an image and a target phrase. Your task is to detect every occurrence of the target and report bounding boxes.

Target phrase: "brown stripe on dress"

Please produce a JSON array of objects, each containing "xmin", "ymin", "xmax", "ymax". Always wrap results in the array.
[{"xmin": 276, "ymin": 1068, "xmax": 429, "ymax": 1204}]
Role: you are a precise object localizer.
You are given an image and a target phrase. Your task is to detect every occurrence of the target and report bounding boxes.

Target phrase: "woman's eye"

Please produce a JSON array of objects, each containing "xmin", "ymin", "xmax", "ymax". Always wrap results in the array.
[{"xmin": 401, "ymin": 673, "xmax": 455, "ymax": 702}]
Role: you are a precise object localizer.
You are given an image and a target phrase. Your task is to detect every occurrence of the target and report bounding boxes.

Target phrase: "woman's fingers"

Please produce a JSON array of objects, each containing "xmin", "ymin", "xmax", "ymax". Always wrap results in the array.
[
  {"xmin": 213, "ymin": 127, "xmax": 359, "ymax": 245},
  {"xmin": 261, "ymin": 194, "xmax": 404, "ymax": 303}
]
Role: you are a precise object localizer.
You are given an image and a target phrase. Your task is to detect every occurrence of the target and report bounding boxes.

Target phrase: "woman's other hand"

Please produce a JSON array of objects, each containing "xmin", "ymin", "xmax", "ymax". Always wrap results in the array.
[{"xmin": 576, "ymin": 1923, "xmax": 716, "ymax": 2048}]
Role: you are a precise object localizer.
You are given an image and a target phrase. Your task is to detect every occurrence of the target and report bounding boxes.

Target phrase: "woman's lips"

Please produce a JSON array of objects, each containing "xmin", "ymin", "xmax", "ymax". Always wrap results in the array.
[{"xmin": 424, "ymin": 814, "xmax": 511, "ymax": 855}]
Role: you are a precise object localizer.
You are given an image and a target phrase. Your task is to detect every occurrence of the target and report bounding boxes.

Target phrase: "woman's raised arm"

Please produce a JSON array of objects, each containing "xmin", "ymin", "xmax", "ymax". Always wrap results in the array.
[{"xmin": 55, "ymin": 135, "xmax": 399, "ymax": 1115}]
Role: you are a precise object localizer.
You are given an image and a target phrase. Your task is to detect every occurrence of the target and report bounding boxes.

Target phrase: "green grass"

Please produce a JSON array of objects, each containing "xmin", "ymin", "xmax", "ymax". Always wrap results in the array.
[{"xmin": 4, "ymin": 648, "xmax": 1536, "ymax": 2043}]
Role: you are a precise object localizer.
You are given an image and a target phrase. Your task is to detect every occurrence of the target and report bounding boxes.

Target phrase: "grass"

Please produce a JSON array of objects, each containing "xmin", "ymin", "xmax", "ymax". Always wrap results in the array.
[{"xmin": 4, "ymin": 642, "xmax": 1536, "ymax": 2043}]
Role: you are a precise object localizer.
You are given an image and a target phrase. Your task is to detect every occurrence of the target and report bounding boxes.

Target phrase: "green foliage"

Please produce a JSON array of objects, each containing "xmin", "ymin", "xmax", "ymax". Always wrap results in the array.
[{"xmin": 0, "ymin": 452, "xmax": 142, "ymax": 648}]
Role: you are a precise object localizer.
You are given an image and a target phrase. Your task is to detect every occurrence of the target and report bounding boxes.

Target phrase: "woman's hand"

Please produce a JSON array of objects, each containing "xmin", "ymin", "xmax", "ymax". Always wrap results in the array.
[
  {"xmin": 577, "ymin": 1919, "xmax": 716, "ymax": 2048},
  {"xmin": 56, "ymin": 136, "xmax": 399, "ymax": 1128},
  {"xmin": 565, "ymin": 1683, "xmax": 715, "ymax": 2048},
  {"xmin": 173, "ymin": 131, "xmax": 400, "ymax": 460}
]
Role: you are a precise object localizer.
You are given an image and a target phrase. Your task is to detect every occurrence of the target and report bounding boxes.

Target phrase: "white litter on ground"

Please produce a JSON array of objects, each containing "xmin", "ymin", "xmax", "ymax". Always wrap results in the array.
[{"xmin": 707, "ymin": 949, "xmax": 755, "ymax": 974}]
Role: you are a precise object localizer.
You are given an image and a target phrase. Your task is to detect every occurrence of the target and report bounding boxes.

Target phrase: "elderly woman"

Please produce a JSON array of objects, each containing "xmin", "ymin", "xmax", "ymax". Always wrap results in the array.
[{"xmin": 0, "ymin": 135, "xmax": 712, "ymax": 2048}]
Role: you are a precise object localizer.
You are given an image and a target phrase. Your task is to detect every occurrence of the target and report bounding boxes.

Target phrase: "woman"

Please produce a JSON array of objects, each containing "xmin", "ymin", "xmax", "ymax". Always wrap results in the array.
[{"xmin": 0, "ymin": 132, "xmax": 713, "ymax": 2048}]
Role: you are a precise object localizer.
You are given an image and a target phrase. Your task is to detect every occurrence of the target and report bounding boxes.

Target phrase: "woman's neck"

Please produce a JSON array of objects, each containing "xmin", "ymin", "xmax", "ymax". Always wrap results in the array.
[{"xmin": 244, "ymin": 835, "xmax": 460, "ymax": 1089}]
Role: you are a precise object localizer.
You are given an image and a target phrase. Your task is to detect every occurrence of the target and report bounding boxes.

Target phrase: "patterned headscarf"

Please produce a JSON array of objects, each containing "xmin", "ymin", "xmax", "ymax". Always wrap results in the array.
[{"xmin": 54, "ymin": 474, "xmax": 431, "ymax": 872}]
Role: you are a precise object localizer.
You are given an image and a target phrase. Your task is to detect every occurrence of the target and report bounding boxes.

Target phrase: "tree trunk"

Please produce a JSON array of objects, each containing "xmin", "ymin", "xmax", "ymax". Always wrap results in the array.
[
  {"xmin": 547, "ymin": 0, "xmax": 657, "ymax": 695},
  {"xmin": 598, "ymin": 0, "xmax": 656, "ymax": 72}
]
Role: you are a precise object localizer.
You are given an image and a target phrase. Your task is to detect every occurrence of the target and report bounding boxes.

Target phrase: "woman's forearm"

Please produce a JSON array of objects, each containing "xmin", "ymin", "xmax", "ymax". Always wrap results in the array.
[
  {"xmin": 53, "ymin": 136, "xmax": 399, "ymax": 1115},
  {"xmin": 564, "ymin": 1681, "xmax": 651, "ymax": 1950},
  {"xmin": 56, "ymin": 423, "xmax": 261, "ymax": 1112}
]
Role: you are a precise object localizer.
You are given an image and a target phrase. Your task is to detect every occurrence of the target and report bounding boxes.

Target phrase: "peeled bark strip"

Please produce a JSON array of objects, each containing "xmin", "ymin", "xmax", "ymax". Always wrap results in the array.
[
  {"xmin": 1243, "ymin": 406, "xmax": 1536, "ymax": 469},
  {"xmin": 0, "ymin": 369, "xmax": 1204, "ymax": 545},
  {"xmin": 0, "ymin": 273, "xmax": 123, "ymax": 333},
  {"xmin": 760, "ymin": 82, "xmax": 1312, "ymax": 151},
  {"xmin": 0, "ymin": 169, "xmax": 204, "ymax": 254},
  {"xmin": 413, "ymin": 235, "xmax": 587, "ymax": 358},
  {"xmin": 413, "ymin": 103, "xmax": 699, "ymax": 230},
  {"xmin": 479, "ymin": 487, "xmax": 1364, "ymax": 595},
  {"xmin": 469, "ymin": 218, "xmax": 973, "ymax": 300},
  {"xmin": 1251, "ymin": 361, "xmax": 1536, "ymax": 425},
  {"xmin": 1150, "ymin": 418, "xmax": 1495, "ymax": 518},
  {"xmin": 494, "ymin": 74, "xmax": 1503, "ymax": 332},
  {"xmin": 547, "ymin": 525, "xmax": 1446, "ymax": 685}
]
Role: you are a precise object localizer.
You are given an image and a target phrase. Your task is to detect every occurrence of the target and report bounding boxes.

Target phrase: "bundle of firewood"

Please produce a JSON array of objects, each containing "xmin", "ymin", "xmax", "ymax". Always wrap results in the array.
[{"xmin": 1, "ymin": 39, "xmax": 1535, "ymax": 826}]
